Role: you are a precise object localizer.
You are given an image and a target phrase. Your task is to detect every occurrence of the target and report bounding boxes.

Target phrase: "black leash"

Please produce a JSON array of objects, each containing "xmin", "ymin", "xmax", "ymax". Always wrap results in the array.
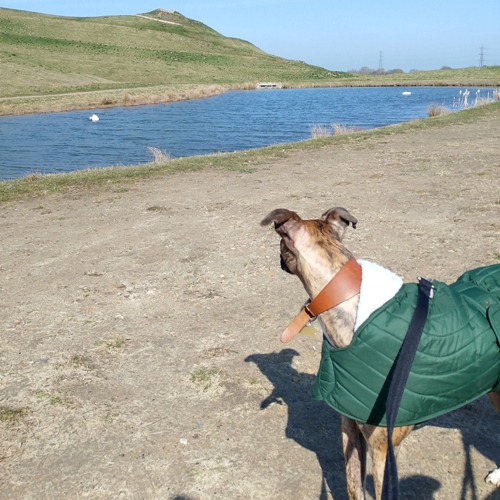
[{"xmin": 382, "ymin": 277, "xmax": 434, "ymax": 500}]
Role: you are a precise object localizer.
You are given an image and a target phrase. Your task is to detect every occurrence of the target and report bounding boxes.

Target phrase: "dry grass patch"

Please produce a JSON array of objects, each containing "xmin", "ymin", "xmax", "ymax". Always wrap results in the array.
[
  {"xmin": 0, "ymin": 406, "xmax": 29, "ymax": 424},
  {"xmin": 147, "ymin": 147, "xmax": 172, "ymax": 164},
  {"xmin": 190, "ymin": 367, "xmax": 222, "ymax": 391},
  {"xmin": 311, "ymin": 122, "xmax": 364, "ymax": 138},
  {"xmin": 98, "ymin": 338, "xmax": 128, "ymax": 349},
  {"xmin": 332, "ymin": 123, "xmax": 365, "ymax": 135},
  {"xmin": 428, "ymin": 104, "xmax": 452, "ymax": 117},
  {"xmin": 310, "ymin": 124, "xmax": 332, "ymax": 139},
  {"xmin": 69, "ymin": 354, "xmax": 95, "ymax": 370}
]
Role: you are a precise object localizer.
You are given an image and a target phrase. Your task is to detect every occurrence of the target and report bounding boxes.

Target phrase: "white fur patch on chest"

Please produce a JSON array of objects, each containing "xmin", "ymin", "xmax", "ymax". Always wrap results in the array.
[{"xmin": 354, "ymin": 260, "xmax": 404, "ymax": 331}]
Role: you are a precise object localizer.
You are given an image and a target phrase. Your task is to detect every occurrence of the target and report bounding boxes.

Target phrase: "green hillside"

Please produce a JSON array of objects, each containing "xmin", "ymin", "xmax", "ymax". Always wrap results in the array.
[{"xmin": 0, "ymin": 7, "xmax": 347, "ymax": 97}]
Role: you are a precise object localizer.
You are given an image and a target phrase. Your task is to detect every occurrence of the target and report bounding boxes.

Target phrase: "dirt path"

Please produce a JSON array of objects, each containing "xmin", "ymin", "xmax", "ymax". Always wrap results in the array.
[{"xmin": 1, "ymin": 113, "xmax": 499, "ymax": 499}]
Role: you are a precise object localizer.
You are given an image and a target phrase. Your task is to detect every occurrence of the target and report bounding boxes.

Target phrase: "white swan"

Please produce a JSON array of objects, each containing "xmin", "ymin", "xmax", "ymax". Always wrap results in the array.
[
  {"xmin": 89, "ymin": 114, "xmax": 99, "ymax": 122},
  {"xmin": 402, "ymin": 91, "xmax": 411, "ymax": 96}
]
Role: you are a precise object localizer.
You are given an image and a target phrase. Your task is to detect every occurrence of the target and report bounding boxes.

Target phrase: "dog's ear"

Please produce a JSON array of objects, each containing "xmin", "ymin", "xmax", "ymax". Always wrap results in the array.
[
  {"xmin": 260, "ymin": 209, "xmax": 303, "ymax": 240},
  {"xmin": 322, "ymin": 207, "xmax": 357, "ymax": 241}
]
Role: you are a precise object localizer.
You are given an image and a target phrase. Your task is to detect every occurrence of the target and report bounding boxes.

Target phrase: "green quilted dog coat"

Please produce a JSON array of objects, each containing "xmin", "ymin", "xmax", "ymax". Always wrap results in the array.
[{"xmin": 312, "ymin": 264, "xmax": 500, "ymax": 426}]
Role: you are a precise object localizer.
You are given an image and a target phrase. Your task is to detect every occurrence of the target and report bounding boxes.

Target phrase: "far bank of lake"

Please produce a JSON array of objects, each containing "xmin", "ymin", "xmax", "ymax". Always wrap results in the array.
[{"xmin": 0, "ymin": 86, "xmax": 496, "ymax": 180}]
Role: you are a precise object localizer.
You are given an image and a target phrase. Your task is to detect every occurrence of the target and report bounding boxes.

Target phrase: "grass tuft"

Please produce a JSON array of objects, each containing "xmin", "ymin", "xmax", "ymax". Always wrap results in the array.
[
  {"xmin": 310, "ymin": 124, "xmax": 332, "ymax": 139},
  {"xmin": 147, "ymin": 147, "xmax": 172, "ymax": 164},
  {"xmin": 332, "ymin": 123, "xmax": 365, "ymax": 135},
  {"xmin": 190, "ymin": 367, "xmax": 222, "ymax": 391},
  {"xmin": 0, "ymin": 405, "xmax": 29, "ymax": 424},
  {"xmin": 70, "ymin": 354, "xmax": 94, "ymax": 370},
  {"xmin": 310, "ymin": 122, "xmax": 364, "ymax": 138},
  {"xmin": 428, "ymin": 104, "xmax": 451, "ymax": 117},
  {"xmin": 99, "ymin": 338, "xmax": 128, "ymax": 349},
  {"xmin": 35, "ymin": 391, "xmax": 65, "ymax": 406}
]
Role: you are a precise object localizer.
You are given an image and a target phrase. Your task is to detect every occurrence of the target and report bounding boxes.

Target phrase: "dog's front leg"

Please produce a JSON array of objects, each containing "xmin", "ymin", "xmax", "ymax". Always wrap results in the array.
[
  {"xmin": 342, "ymin": 416, "xmax": 367, "ymax": 499},
  {"xmin": 360, "ymin": 424, "xmax": 413, "ymax": 499}
]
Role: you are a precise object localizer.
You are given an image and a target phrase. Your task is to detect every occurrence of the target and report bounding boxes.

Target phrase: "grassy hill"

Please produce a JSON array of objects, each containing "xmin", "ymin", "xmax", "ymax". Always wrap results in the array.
[
  {"xmin": 1, "ymin": 6, "xmax": 499, "ymax": 116},
  {"xmin": 0, "ymin": 7, "xmax": 346, "ymax": 98}
]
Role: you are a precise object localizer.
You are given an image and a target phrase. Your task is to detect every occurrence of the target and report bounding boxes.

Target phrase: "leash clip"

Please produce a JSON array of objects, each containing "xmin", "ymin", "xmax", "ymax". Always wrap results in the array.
[{"xmin": 417, "ymin": 277, "xmax": 435, "ymax": 299}]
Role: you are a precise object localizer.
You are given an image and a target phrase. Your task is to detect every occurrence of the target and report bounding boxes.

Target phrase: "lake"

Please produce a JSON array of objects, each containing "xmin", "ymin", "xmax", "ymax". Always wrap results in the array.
[{"xmin": 0, "ymin": 86, "xmax": 493, "ymax": 180}]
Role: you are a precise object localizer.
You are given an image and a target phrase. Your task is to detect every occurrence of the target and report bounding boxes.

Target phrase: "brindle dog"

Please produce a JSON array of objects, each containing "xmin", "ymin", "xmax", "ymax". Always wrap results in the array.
[{"xmin": 261, "ymin": 207, "xmax": 500, "ymax": 500}]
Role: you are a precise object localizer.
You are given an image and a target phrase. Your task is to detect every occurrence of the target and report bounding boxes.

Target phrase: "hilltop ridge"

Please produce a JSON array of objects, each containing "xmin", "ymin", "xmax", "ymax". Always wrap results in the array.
[{"xmin": 0, "ymin": 7, "xmax": 346, "ymax": 98}]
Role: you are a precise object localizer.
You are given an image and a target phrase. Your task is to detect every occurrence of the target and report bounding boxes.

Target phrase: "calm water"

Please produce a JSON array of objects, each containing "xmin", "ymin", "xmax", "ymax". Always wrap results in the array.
[{"xmin": 0, "ymin": 86, "xmax": 490, "ymax": 180}]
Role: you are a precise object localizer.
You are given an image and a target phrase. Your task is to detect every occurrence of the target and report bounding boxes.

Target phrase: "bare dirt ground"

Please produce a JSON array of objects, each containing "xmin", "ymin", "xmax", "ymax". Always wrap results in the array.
[{"xmin": 1, "ymin": 113, "xmax": 500, "ymax": 500}]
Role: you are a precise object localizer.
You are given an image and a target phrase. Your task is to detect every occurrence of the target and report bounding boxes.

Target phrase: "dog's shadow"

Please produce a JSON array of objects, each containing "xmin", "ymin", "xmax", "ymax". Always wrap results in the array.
[
  {"xmin": 246, "ymin": 349, "xmax": 499, "ymax": 499},
  {"xmin": 419, "ymin": 395, "xmax": 500, "ymax": 500},
  {"xmin": 246, "ymin": 349, "xmax": 347, "ymax": 498}
]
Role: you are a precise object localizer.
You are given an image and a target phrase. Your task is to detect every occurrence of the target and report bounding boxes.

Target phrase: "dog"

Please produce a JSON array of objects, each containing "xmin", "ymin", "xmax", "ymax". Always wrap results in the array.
[{"xmin": 261, "ymin": 206, "xmax": 500, "ymax": 500}]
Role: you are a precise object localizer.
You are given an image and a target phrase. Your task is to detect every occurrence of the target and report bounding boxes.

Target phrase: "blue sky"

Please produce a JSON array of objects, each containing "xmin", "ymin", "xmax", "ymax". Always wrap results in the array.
[{"xmin": 2, "ymin": 0, "xmax": 499, "ymax": 72}]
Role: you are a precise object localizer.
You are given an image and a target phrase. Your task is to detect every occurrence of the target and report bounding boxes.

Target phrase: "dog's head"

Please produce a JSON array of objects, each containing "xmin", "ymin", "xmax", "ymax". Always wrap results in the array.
[{"xmin": 260, "ymin": 207, "xmax": 357, "ymax": 293}]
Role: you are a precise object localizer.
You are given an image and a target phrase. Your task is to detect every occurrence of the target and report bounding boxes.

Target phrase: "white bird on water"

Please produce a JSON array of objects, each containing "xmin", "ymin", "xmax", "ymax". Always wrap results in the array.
[
  {"xmin": 89, "ymin": 114, "xmax": 99, "ymax": 122},
  {"xmin": 402, "ymin": 91, "xmax": 412, "ymax": 96}
]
